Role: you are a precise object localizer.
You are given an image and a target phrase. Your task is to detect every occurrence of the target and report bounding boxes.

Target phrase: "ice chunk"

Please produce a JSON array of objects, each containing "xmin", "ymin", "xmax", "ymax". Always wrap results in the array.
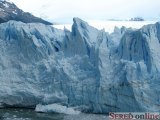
[{"xmin": 35, "ymin": 104, "xmax": 80, "ymax": 115}]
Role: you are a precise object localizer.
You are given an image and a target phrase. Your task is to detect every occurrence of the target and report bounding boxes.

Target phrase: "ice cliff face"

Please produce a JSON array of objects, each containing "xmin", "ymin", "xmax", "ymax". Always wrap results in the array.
[{"xmin": 0, "ymin": 18, "xmax": 160, "ymax": 113}]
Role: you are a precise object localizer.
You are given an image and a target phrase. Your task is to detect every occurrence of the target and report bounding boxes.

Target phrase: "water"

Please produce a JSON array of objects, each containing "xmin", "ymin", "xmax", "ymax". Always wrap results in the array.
[{"xmin": 0, "ymin": 108, "xmax": 108, "ymax": 120}]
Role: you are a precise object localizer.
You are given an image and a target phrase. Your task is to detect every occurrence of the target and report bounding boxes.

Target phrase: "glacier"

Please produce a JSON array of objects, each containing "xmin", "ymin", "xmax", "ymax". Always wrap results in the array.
[{"xmin": 0, "ymin": 18, "xmax": 160, "ymax": 113}]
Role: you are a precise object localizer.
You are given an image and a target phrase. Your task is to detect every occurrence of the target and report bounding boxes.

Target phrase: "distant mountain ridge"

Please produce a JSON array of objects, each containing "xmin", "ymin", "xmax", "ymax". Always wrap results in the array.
[{"xmin": 0, "ymin": 0, "xmax": 52, "ymax": 25}]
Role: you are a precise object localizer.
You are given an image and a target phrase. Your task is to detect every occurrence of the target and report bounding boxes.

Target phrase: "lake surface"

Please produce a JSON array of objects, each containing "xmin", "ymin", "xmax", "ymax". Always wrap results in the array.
[{"xmin": 0, "ymin": 108, "xmax": 108, "ymax": 120}]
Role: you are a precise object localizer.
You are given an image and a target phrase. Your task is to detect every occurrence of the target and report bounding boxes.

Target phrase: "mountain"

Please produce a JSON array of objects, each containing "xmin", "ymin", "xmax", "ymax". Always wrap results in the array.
[
  {"xmin": 130, "ymin": 17, "xmax": 144, "ymax": 21},
  {"xmin": 0, "ymin": 0, "xmax": 52, "ymax": 25},
  {"xmin": 0, "ymin": 17, "xmax": 159, "ymax": 113}
]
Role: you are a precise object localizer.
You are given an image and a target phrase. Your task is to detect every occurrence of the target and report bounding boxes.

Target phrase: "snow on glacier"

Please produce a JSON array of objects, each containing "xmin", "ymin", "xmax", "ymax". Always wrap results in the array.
[
  {"xmin": 0, "ymin": 18, "xmax": 160, "ymax": 113},
  {"xmin": 53, "ymin": 20, "xmax": 157, "ymax": 33}
]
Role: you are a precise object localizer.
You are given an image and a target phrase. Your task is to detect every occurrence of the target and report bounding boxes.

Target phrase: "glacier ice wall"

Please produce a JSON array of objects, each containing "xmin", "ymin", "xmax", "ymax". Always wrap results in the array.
[{"xmin": 0, "ymin": 18, "xmax": 160, "ymax": 113}]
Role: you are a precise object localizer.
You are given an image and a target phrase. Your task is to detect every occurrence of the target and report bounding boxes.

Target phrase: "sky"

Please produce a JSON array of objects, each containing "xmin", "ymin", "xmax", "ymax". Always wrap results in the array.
[{"xmin": 11, "ymin": 0, "xmax": 160, "ymax": 23}]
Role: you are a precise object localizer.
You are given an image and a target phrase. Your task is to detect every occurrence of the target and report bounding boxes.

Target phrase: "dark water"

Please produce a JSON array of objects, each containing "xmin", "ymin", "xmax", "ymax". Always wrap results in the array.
[{"xmin": 0, "ymin": 108, "xmax": 108, "ymax": 120}]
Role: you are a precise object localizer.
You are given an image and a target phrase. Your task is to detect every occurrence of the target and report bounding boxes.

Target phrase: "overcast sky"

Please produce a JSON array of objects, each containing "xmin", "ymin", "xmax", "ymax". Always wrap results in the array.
[{"xmin": 11, "ymin": 0, "xmax": 160, "ymax": 23}]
